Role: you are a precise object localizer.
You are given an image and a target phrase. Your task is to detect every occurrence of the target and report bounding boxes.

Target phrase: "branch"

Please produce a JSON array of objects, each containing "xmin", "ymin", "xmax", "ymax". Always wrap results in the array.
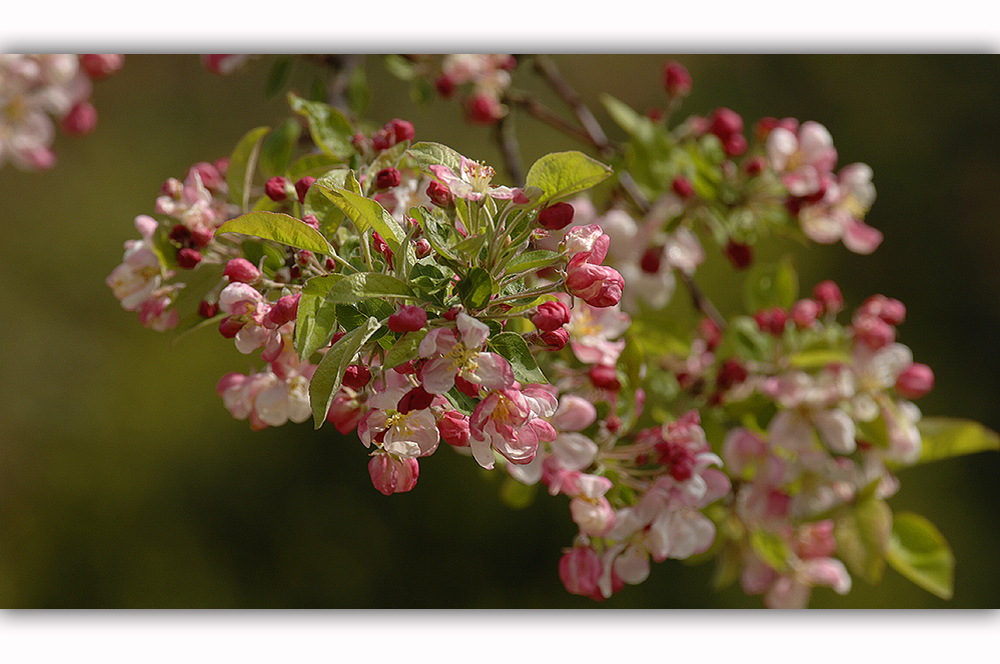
[
  {"xmin": 504, "ymin": 91, "xmax": 607, "ymax": 152},
  {"xmin": 494, "ymin": 113, "xmax": 525, "ymax": 186},
  {"xmin": 533, "ymin": 55, "xmax": 615, "ymax": 158}
]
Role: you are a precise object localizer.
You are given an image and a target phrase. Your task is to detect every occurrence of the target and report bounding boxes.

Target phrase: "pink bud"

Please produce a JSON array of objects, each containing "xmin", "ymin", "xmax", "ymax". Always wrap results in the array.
[
  {"xmin": 443, "ymin": 306, "xmax": 462, "ymax": 321},
  {"xmin": 198, "ymin": 300, "xmax": 219, "ymax": 318},
  {"xmin": 375, "ymin": 167, "xmax": 402, "ymax": 190},
  {"xmin": 709, "ymin": 107, "xmax": 744, "ymax": 139},
  {"xmin": 388, "ymin": 305, "xmax": 427, "ymax": 333},
  {"xmin": 189, "ymin": 226, "xmax": 214, "ymax": 248},
  {"xmin": 716, "ymin": 358, "xmax": 749, "ymax": 391},
  {"xmin": 699, "ymin": 316, "xmax": 722, "ymax": 350},
  {"xmin": 265, "ymin": 176, "xmax": 289, "ymax": 201},
  {"xmin": 388, "ymin": 118, "xmax": 415, "ymax": 143},
  {"xmin": 589, "ymin": 364, "xmax": 621, "ymax": 392},
  {"xmin": 531, "ymin": 301, "xmax": 571, "ymax": 331},
  {"xmin": 301, "ymin": 214, "xmax": 320, "ymax": 231},
  {"xmin": 754, "ymin": 307, "xmax": 788, "ymax": 337},
  {"xmin": 896, "ymin": 363, "xmax": 935, "ymax": 399},
  {"xmin": 744, "ymin": 156, "xmax": 767, "ymax": 177},
  {"xmin": 722, "ymin": 133, "xmax": 748, "ymax": 157},
  {"xmin": 218, "ymin": 315, "xmax": 244, "ymax": 339},
  {"xmin": 61, "ymin": 102, "xmax": 97, "ymax": 135},
  {"xmin": 853, "ymin": 313, "xmax": 895, "ymax": 350},
  {"xmin": 295, "ymin": 176, "xmax": 316, "ymax": 204},
  {"xmin": 342, "ymin": 364, "xmax": 372, "ymax": 390},
  {"xmin": 368, "ymin": 454, "xmax": 419, "ymax": 495},
  {"xmin": 559, "ymin": 546, "xmax": 603, "ymax": 597},
  {"xmin": 812, "ymin": 280, "xmax": 844, "ymax": 314},
  {"xmin": 176, "ymin": 247, "xmax": 202, "ymax": 269},
  {"xmin": 267, "ymin": 293, "xmax": 301, "ymax": 327},
  {"xmin": 791, "ymin": 298, "xmax": 822, "ymax": 328},
  {"xmin": 224, "ymin": 258, "xmax": 261, "ymax": 284},
  {"xmin": 434, "ymin": 75, "xmax": 457, "ymax": 98},
  {"xmin": 671, "ymin": 175, "xmax": 695, "ymax": 200},
  {"xmin": 537, "ymin": 327, "xmax": 570, "ymax": 351},
  {"xmin": 437, "ymin": 410, "xmax": 471, "ymax": 447},
  {"xmin": 464, "ymin": 93, "xmax": 504, "ymax": 125},
  {"xmin": 426, "ymin": 180, "xmax": 454, "ymax": 208},
  {"xmin": 397, "ymin": 386, "xmax": 434, "ymax": 414},
  {"xmin": 565, "ymin": 259, "xmax": 625, "ymax": 308},
  {"xmin": 724, "ymin": 239, "xmax": 753, "ymax": 270},
  {"xmin": 79, "ymin": 54, "xmax": 123, "ymax": 80},
  {"xmin": 639, "ymin": 246, "xmax": 663, "ymax": 274},
  {"xmin": 414, "ymin": 238, "xmax": 431, "ymax": 258},
  {"xmin": 859, "ymin": 294, "xmax": 906, "ymax": 326},
  {"xmin": 537, "ymin": 202, "xmax": 575, "ymax": 230},
  {"xmin": 662, "ymin": 60, "xmax": 692, "ymax": 97}
]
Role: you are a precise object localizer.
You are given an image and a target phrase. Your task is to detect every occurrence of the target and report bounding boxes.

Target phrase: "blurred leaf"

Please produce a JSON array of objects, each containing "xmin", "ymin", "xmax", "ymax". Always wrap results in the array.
[
  {"xmin": 171, "ymin": 262, "xmax": 226, "ymax": 320},
  {"xmin": 834, "ymin": 497, "xmax": 891, "ymax": 584},
  {"xmin": 600, "ymin": 94, "xmax": 656, "ymax": 142},
  {"xmin": 294, "ymin": 291, "xmax": 338, "ymax": 361},
  {"xmin": 318, "ymin": 186, "xmax": 404, "ymax": 253},
  {"xmin": 456, "ymin": 267, "xmax": 493, "ymax": 310},
  {"xmin": 915, "ymin": 417, "xmax": 1000, "ymax": 465},
  {"xmin": 264, "ymin": 56, "xmax": 295, "ymax": 99},
  {"xmin": 240, "ymin": 239, "xmax": 286, "ymax": 276},
  {"xmin": 788, "ymin": 348, "xmax": 853, "ymax": 370},
  {"xmin": 259, "ymin": 118, "xmax": 302, "ymax": 178},
  {"xmin": 347, "ymin": 65, "xmax": 370, "ymax": 117},
  {"xmin": 286, "ymin": 152, "xmax": 341, "ymax": 181},
  {"xmin": 525, "ymin": 151, "xmax": 613, "ymax": 205},
  {"xmin": 322, "ymin": 272, "xmax": 415, "ymax": 303},
  {"xmin": 750, "ymin": 529, "xmax": 791, "ymax": 572},
  {"xmin": 384, "ymin": 54, "xmax": 416, "ymax": 80},
  {"xmin": 216, "ymin": 211, "xmax": 334, "ymax": 256},
  {"xmin": 500, "ymin": 476, "xmax": 537, "ymax": 510},
  {"xmin": 452, "ymin": 233, "xmax": 487, "ymax": 259},
  {"xmin": 886, "ymin": 512, "xmax": 955, "ymax": 600},
  {"xmin": 288, "ymin": 93, "xmax": 354, "ymax": 160},
  {"xmin": 226, "ymin": 126, "xmax": 269, "ymax": 210},
  {"xmin": 310, "ymin": 316, "xmax": 380, "ymax": 427},
  {"xmin": 744, "ymin": 258, "xmax": 798, "ymax": 313},
  {"xmin": 488, "ymin": 332, "xmax": 546, "ymax": 385}
]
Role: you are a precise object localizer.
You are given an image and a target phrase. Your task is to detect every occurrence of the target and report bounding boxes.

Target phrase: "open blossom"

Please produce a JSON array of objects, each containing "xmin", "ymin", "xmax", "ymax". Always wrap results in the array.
[
  {"xmin": 469, "ymin": 384, "xmax": 557, "ymax": 470},
  {"xmin": 218, "ymin": 282, "xmax": 285, "ymax": 358},
  {"xmin": 107, "ymin": 215, "xmax": 168, "ymax": 312},
  {"xmin": 419, "ymin": 313, "xmax": 514, "ymax": 395},
  {"xmin": 428, "ymin": 156, "xmax": 527, "ymax": 203},
  {"xmin": 766, "ymin": 121, "xmax": 838, "ymax": 198},
  {"xmin": 798, "ymin": 163, "xmax": 882, "ymax": 254},
  {"xmin": 565, "ymin": 297, "xmax": 630, "ymax": 366},
  {"xmin": 216, "ymin": 340, "xmax": 314, "ymax": 430},
  {"xmin": 155, "ymin": 163, "xmax": 234, "ymax": 235},
  {"xmin": 358, "ymin": 375, "xmax": 442, "ymax": 460}
]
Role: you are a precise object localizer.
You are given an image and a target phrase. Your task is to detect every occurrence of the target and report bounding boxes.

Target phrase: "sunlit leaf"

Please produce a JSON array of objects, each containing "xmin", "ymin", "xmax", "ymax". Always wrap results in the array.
[
  {"xmin": 309, "ymin": 316, "xmax": 381, "ymax": 427},
  {"xmin": 525, "ymin": 151, "xmax": 613, "ymax": 205},
  {"xmin": 215, "ymin": 211, "xmax": 334, "ymax": 256},
  {"xmin": 886, "ymin": 512, "xmax": 955, "ymax": 600}
]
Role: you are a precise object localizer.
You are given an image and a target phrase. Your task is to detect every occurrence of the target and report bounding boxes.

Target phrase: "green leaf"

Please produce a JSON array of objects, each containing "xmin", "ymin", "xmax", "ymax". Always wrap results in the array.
[
  {"xmin": 525, "ymin": 151, "xmax": 613, "ymax": 205},
  {"xmin": 259, "ymin": 118, "xmax": 302, "ymax": 178},
  {"xmin": 294, "ymin": 292, "xmax": 338, "ymax": 361},
  {"xmin": 383, "ymin": 329, "xmax": 428, "ymax": 370},
  {"xmin": 488, "ymin": 332, "xmax": 546, "ymax": 384},
  {"xmin": 321, "ymin": 272, "xmax": 415, "ymax": 303},
  {"xmin": 788, "ymin": 348, "xmax": 854, "ymax": 370},
  {"xmin": 318, "ymin": 186, "xmax": 405, "ymax": 253},
  {"xmin": 303, "ymin": 168, "xmax": 351, "ymax": 227},
  {"xmin": 171, "ymin": 262, "xmax": 226, "ymax": 320},
  {"xmin": 750, "ymin": 529, "xmax": 791, "ymax": 572},
  {"xmin": 286, "ymin": 152, "xmax": 341, "ymax": 181},
  {"xmin": 215, "ymin": 211, "xmax": 334, "ymax": 256},
  {"xmin": 886, "ymin": 512, "xmax": 955, "ymax": 600},
  {"xmin": 506, "ymin": 250, "xmax": 562, "ymax": 274},
  {"xmin": 309, "ymin": 316, "xmax": 381, "ymax": 428},
  {"xmin": 347, "ymin": 65, "xmax": 369, "ymax": 117},
  {"xmin": 600, "ymin": 94, "xmax": 655, "ymax": 142},
  {"xmin": 264, "ymin": 56, "xmax": 295, "ymax": 99},
  {"xmin": 238, "ymin": 240, "xmax": 285, "ymax": 277},
  {"xmin": 288, "ymin": 93, "xmax": 354, "ymax": 160},
  {"xmin": 727, "ymin": 316, "xmax": 773, "ymax": 362},
  {"xmin": 834, "ymin": 497, "xmax": 892, "ymax": 584},
  {"xmin": 452, "ymin": 233, "xmax": 487, "ymax": 259},
  {"xmin": 915, "ymin": 417, "xmax": 1000, "ymax": 464},
  {"xmin": 227, "ymin": 126, "xmax": 269, "ymax": 210},
  {"xmin": 407, "ymin": 141, "xmax": 464, "ymax": 173},
  {"xmin": 744, "ymin": 258, "xmax": 798, "ymax": 313},
  {"xmin": 384, "ymin": 54, "xmax": 416, "ymax": 80},
  {"xmin": 456, "ymin": 267, "xmax": 493, "ymax": 310}
]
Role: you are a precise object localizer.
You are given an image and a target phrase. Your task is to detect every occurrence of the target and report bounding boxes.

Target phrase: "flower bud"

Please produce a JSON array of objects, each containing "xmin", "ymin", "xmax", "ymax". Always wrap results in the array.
[
  {"xmin": 265, "ymin": 176, "xmax": 290, "ymax": 201},
  {"xmin": 812, "ymin": 280, "xmax": 844, "ymax": 314},
  {"xmin": 639, "ymin": 246, "xmax": 663, "ymax": 274},
  {"xmin": 368, "ymin": 454, "xmax": 419, "ymax": 495},
  {"xmin": 662, "ymin": 60, "xmax": 692, "ymax": 97},
  {"xmin": 589, "ymin": 364, "xmax": 621, "ymax": 392},
  {"xmin": 61, "ymin": 101, "xmax": 98, "ymax": 136},
  {"xmin": 388, "ymin": 305, "xmax": 427, "ymax": 333},
  {"xmin": 791, "ymin": 298, "xmax": 822, "ymax": 328},
  {"xmin": 388, "ymin": 118, "xmax": 415, "ymax": 143},
  {"xmin": 176, "ymin": 247, "xmax": 202, "ymax": 269},
  {"xmin": 537, "ymin": 327, "xmax": 570, "ymax": 351},
  {"xmin": 437, "ymin": 410, "xmax": 471, "ymax": 447},
  {"xmin": 570, "ymin": 496, "xmax": 616, "ymax": 537},
  {"xmin": 218, "ymin": 315, "xmax": 244, "ymax": 339},
  {"xmin": 267, "ymin": 293, "xmax": 301, "ymax": 327},
  {"xmin": 722, "ymin": 133, "xmax": 748, "ymax": 157},
  {"xmin": 375, "ymin": 167, "xmax": 402, "ymax": 190},
  {"xmin": 531, "ymin": 301, "xmax": 571, "ymax": 332},
  {"xmin": 716, "ymin": 358, "xmax": 749, "ymax": 391},
  {"xmin": 671, "ymin": 175, "xmax": 695, "ymax": 200},
  {"xmin": 859, "ymin": 294, "xmax": 906, "ymax": 326},
  {"xmin": 566, "ymin": 261, "xmax": 625, "ymax": 308},
  {"xmin": 189, "ymin": 226, "xmax": 215, "ymax": 248},
  {"xmin": 464, "ymin": 92, "xmax": 504, "ymax": 125},
  {"xmin": 192, "ymin": 162, "xmax": 225, "ymax": 192},
  {"xmin": 198, "ymin": 300, "xmax": 219, "ymax": 318},
  {"xmin": 79, "ymin": 54, "xmax": 123, "ymax": 80},
  {"xmin": 537, "ymin": 202, "xmax": 575, "ymax": 230},
  {"xmin": 414, "ymin": 238, "xmax": 431, "ymax": 258},
  {"xmin": 224, "ymin": 258, "xmax": 261, "ymax": 284},
  {"xmin": 301, "ymin": 214, "xmax": 320, "ymax": 231},
  {"xmin": 434, "ymin": 75, "xmax": 457, "ymax": 98},
  {"xmin": 744, "ymin": 156, "xmax": 767, "ymax": 177},
  {"xmin": 397, "ymin": 386, "xmax": 434, "ymax": 414},
  {"xmin": 709, "ymin": 107, "xmax": 744, "ymax": 139},
  {"xmin": 852, "ymin": 313, "xmax": 895, "ymax": 350},
  {"xmin": 699, "ymin": 316, "xmax": 722, "ymax": 350},
  {"xmin": 342, "ymin": 364, "xmax": 372, "ymax": 391},
  {"xmin": 896, "ymin": 363, "xmax": 935, "ymax": 399},
  {"xmin": 754, "ymin": 307, "xmax": 788, "ymax": 336},
  {"xmin": 724, "ymin": 239, "xmax": 753, "ymax": 270},
  {"xmin": 426, "ymin": 180, "xmax": 454, "ymax": 208},
  {"xmin": 559, "ymin": 546, "xmax": 602, "ymax": 597},
  {"xmin": 295, "ymin": 176, "xmax": 316, "ymax": 204}
]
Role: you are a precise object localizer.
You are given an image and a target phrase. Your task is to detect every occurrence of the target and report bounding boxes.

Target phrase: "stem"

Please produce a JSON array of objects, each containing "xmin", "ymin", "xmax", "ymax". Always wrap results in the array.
[
  {"xmin": 494, "ymin": 114, "xmax": 525, "ymax": 186},
  {"xmin": 680, "ymin": 271, "xmax": 727, "ymax": 331},
  {"xmin": 491, "ymin": 279, "xmax": 565, "ymax": 305},
  {"xmin": 504, "ymin": 91, "xmax": 606, "ymax": 152}
]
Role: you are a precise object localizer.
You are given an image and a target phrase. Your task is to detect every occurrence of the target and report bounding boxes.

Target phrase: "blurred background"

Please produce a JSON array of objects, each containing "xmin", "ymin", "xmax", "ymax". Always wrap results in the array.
[{"xmin": 0, "ymin": 54, "xmax": 997, "ymax": 608}]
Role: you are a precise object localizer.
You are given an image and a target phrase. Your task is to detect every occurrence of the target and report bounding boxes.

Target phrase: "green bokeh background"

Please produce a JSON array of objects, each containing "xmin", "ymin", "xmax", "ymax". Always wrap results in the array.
[{"xmin": 1, "ymin": 54, "xmax": 997, "ymax": 608}]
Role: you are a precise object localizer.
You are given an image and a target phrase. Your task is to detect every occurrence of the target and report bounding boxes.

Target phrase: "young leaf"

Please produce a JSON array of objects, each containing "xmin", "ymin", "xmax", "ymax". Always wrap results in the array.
[
  {"xmin": 407, "ymin": 141, "xmax": 464, "ymax": 173},
  {"xmin": 309, "ymin": 316, "xmax": 381, "ymax": 427},
  {"xmin": 600, "ymin": 94, "xmax": 656, "ymax": 142},
  {"xmin": 456, "ymin": 267, "xmax": 494, "ymax": 310},
  {"xmin": 885, "ymin": 512, "xmax": 955, "ymax": 600},
  {"xmin": 288, "ymin": 93, "xmax": 354, "ymax": 160},
  {"xmin": 834, "ymin": 497, "xmax": 892, "ymax": 585},
  {"xmin": 226, "ymin": 126, "xmax": 269, "ymax": 209},
  {"xmin": 743, "ymin": 258, "xmax": 798, "ymax": 313},
  {"xmin": 500, "ymin": 476, "xmax": 537, "ymax": 510},
  {"xmin": 264, "ymin": 56, "xmax": 295, "ymax": 99},
  {"xmin": 318, "ymin": 186, "xmax": 405, "ymax": 253},
  {"xmin": 915, "ymin": 417, "xmax": 1000, "ymax": 464},
  {"xmin": 259, "ymin": 117, "xmax": 302, "ymax": 178},
  {"xmin": 506, "ymin": 250, "xmax": 562, "ymax": 274},
  {"xmin": 750, "ymin": 529, "xmax": 791, "ymax": 572},
  {"xmin": 294, "ymin": 292, "xmax": 338, "ymax": 361},
  {"xmin": 322, "ymin": 272, "xmax": 415, "ymax": 303},
  {"xmin": 488, "ymin": 332, "xmax": 547, "ymax": 384},
  {"xmin": 525, "ymin": 151, "xmax": 613, "ymax": 205},
  {"xmin": 215, "ymin": 211, "xmax": 334, "ymax": 256}
]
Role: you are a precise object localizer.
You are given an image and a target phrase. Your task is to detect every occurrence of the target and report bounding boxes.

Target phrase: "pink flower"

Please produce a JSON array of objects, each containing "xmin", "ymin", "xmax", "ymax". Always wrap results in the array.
[
  {"xmin": 566, "ymin": 298, "xmax": 630, "ymax": 366},
  {"xmin": 798, "ymin": 163, "xmax": 882, "ymax": 254},
  {"xmin": 559, "ymin": 546, "xmax": 603, "ymax": 597},
  {"xmin": 469, "ymin": 385, "xmax": 557, "ymax": 469},
  {"xmin": 427, "ymin": 156, "xmax": 526, "ymax": 203},
  {"xmin": 418, "ymin": 313, "xmax": 514, "ymax": 395},
  {"xmin": 767, "ymin": 121, "xmax": 838, "ymax": 198},
  {"xmin": 106, "ymin": 215, "xmax": 167, "ymax": 312},
  {"xmin": 368, "ymin": 453, "xmax": 420, "ymax": 495}
]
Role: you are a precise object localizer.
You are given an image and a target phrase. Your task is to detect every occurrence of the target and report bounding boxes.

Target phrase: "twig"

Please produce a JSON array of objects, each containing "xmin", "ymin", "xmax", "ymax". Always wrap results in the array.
[
  {"xmin": 680, "ymin": 271, "xmax": 727, "ymax": 331},
  {"xmin": 494, "ymin": 113, "xmax": 524, "ymax": 186},
  {"xmin": 533, "ymin": 55, "xmax": 615, "ymax": 158},
  {"xmin": 504, "ymin": 91, "xmax": 606, "ymax": 152}
]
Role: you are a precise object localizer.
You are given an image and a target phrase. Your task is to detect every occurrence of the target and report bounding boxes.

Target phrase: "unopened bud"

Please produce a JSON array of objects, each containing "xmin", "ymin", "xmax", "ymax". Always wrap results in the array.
[
  {"xmin": 716, "ymin": 359, "xmax": 749, "ymax": 391},
  {"xmin": 301, "ymin": 214, "xmax": 320, "ymax": 231},
  {"xmin": 388, "ymin": 305, "xmax": 428, "ymax": 333},
  {"xmin": 708, "ymin": 107, "xmax": 744, "ymax": 139},
  {"xmin": 218, "ymin": 315, "xmax": 244, "ymax": 339},
  {"xmin": 724, "ymin": 239, "xmax": 753, "ymax": 270},
  {"xmin": 426, "ymin": 180, "xmax": 454, "ymax": 208},
  {"xmin": 295, "ymin": 176, "xmax": 316, "ymax": 204},
  {"xmin": 388, "ymin": 118, "xmax": 415, "ymax": 143},
  {"xmin": 589, "ymin": 364, "xmax": 621, "ymax": 392},
  {"xmin": 79, "ymin": 54, "xmax": 124, "ymax": 80},
  {"xmin": 662, "ymin": 60, "xmax": 692, "ymax": 97},
  {"xmin": 538, "ymin": 327, "xmax": 570, "ymax": 351},
  {"xmin": 189, "ymin": 226, "xmax": 214, "ymax": 248},
  {"xmin": 375, "ymin": 167, "xmax": 402, "ymax": 190},
  {"xmin": 852, "ymin": 313, "xmax": 895, "ymax": 350},
  {"xmin": 859, "ymin": 294, "xmax": 906, "ymax": 326},
  {"xmin": 754, "ymin": 307, "xmax": 788, "ymax": 336},
  {"xmin": 414, "ymin": 238, "xmax": 432, "ymax": 258},
  {"xmin": 397, "ymin": 386, "xmax": 435, "ymax": 414},
  {"xmin": 61, "ymin": 101, "xmax": 97, "ymax": 135},
  {"xmin": 671, "ymin": 175, "xmax": 695, "ymax": 200},
  {"xmin": 176, "ymin": 247, "xmax": 202, "ymax": 269},
  {"xmin": 722, "ymin": 133, "xmax": 748, "ymax": 157},
  {"xmin": 342, "ymin": 364, "xmax": 372, "ymax": 390},
  {"xmin": 464, "ymin": 92, "xmax": 504, "ymax": 125},
  {"xmin": 267, "ymin": 293, "xmax": 301, "ymax": 327},
  {"xmin": 791, "ymin": 298, "xmax": 822, "ymax": 328},
  {"xmin": 265, "ymin": 176, "xmax": 290, "ymax": 201},
  {"xmin": 198, "ymin": 300, "xmax": 219, "ymax": 318},
  {"xmin": 896, "ymin": 363, "xmax": 935, "ymax": 400},
  {"xmin": 639, "ymin": 246, "xmax": 663, "ymax": 274},
  {"xmin": 537, "ymin": 202, "xmax": 575, "ymax": 230},
  {"xmin": 368, "ymin": 454, "xmax": 419, "ymax": 495},
  {"xmin": 437, "ymin": 410, "xmax": 471, "ymax": 447},
  {"xmin": 224, "ymin": 258, "xmax": 261, "ymax": 284},
  {"xmin": 435, "ymin": 74, "xmax": 457, "ymax": 98},
  {"xmin": 812, "ymin": 280, "xmax": 844, "ymax": 314}
]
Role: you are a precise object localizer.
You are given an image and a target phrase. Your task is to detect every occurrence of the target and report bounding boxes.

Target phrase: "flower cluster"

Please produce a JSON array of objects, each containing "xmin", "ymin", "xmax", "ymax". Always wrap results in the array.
[
  {"xmin": 102, "ymin": 54, "xmax": 994, "ymax": 608},
  {"xmin": 0, "ymin": 54, "xmax": 122, "ymax": 171}
]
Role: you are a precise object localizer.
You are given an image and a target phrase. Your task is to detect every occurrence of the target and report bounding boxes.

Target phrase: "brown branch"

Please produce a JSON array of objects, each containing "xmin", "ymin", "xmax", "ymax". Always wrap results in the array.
[
  {"xmin": 680, "ymin": 271, "xmax": 727, "ymax": 331},
  {"xmin": 504, "ymin": 91, "xmax": 607, "ymax": 152},
  {"xmin": 533, "ymin": 55, "xmax": 616, "ymax": 158},
  {"xmin": 494, "ymin": 113, "xmax": 524, "ymax": 186}
]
